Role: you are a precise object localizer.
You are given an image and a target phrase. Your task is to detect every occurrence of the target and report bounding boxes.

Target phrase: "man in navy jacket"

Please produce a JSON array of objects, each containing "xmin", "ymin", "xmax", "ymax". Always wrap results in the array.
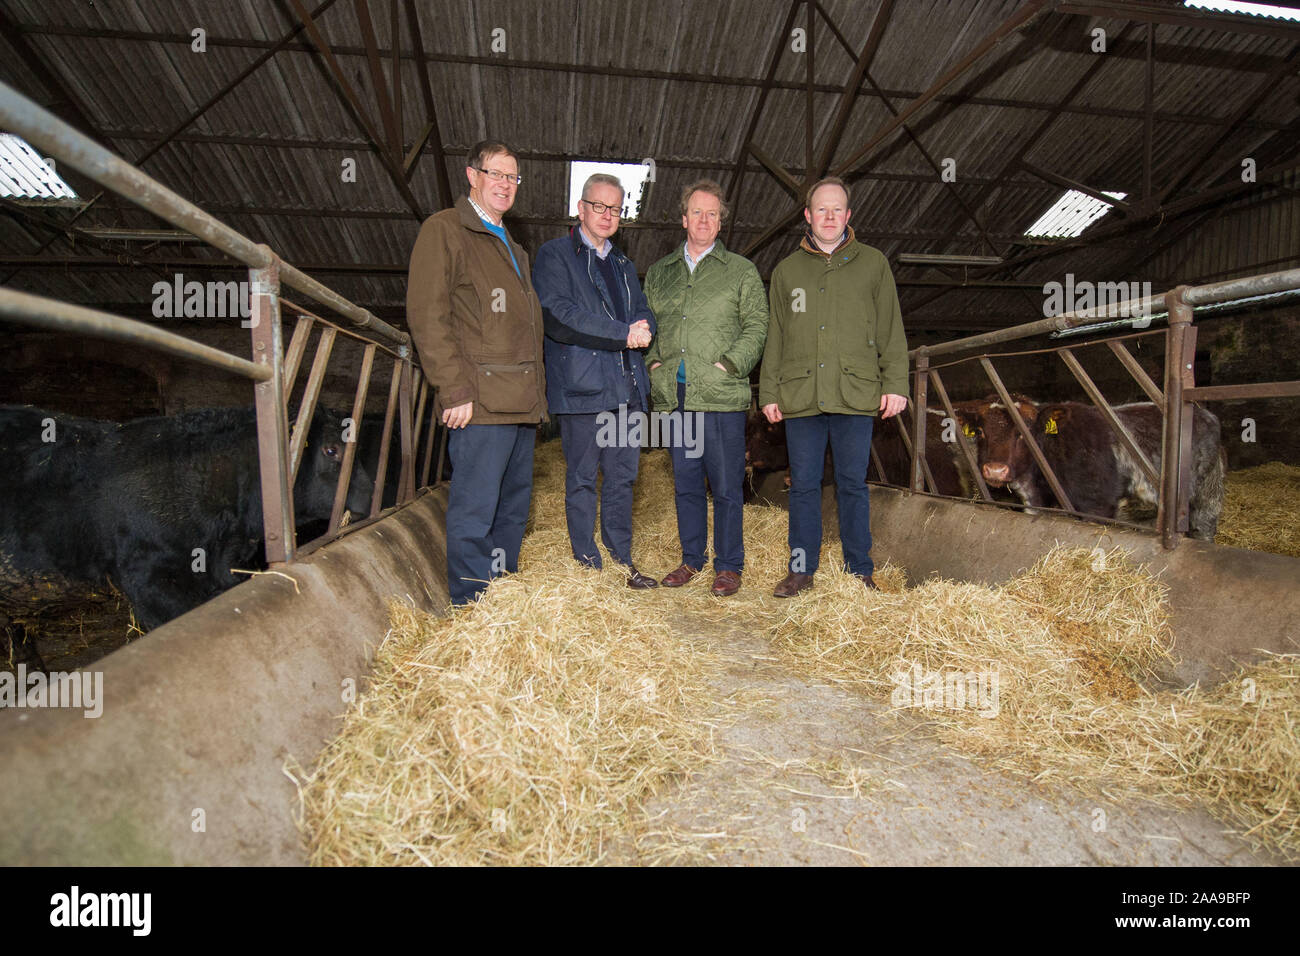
[{"xmin": 532, "ymin": 173, "xmax": 659, "ymax": 588}]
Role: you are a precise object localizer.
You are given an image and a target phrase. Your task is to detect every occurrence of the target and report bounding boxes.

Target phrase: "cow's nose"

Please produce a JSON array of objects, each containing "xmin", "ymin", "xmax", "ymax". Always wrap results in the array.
[{"xmin": 983, "ymin": 462, "xmax": 1010, "ymax": 484}]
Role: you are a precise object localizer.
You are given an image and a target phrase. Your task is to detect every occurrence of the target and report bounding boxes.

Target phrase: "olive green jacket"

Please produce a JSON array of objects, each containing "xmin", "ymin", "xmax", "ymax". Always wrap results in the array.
[
  {"xmin": 643, "ymin": 241, "xmax": 769, "ymax": 412},
  {"xmin": 758, "ymin": 230, "xmax": 908, "ymax": 418}
]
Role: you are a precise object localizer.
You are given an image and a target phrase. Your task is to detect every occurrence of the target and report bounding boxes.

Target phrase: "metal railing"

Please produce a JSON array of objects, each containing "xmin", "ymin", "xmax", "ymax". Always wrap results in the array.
[
  {"xmin": 0, "ymin": 79, "xmax": 448, "ymax": 564},
  {"xmin": 887, "ymin": 266, "xmax": 1300, "ymax": 549}
]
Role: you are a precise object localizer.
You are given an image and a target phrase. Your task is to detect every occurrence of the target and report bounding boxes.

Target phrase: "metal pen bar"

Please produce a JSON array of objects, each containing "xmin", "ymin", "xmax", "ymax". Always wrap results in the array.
[
  {"xmin": 911, "ymin": 266, "xmax": 1300, "ymax": 361},
  {"xmin": 980, "ymin": 356, "xmax": 1075, "ymax": 513},
  {"xmin": 288, "ymin": 327, "xmax": 337, "ymax": 482},
  {"xmin": 248, "ymin": 263, "xmax": 295, "ymax": 564},
  {"xmin": 370, "ymin": 354, "xmax": 405, "ymax": 517},
  {"xmin": 928, "ymin": 367, "xmax": 992, "ymax": 501},
  {"xmin": 329, "ymin": 342, "xmax": 375, "ymax": 534},
  {"xmin": 281, "ymin": 313, "xmax": 316, "ymax": 402},
  {"xmin": 0, "ymin": 79, "xmax": 408, "ymax": 347},
  {"xmin": 0, "ymin": 287, "xmax": 270, "ymax": 381},
  {"xmin": 1058, "ymin": 348, "xmax": 1159, "ymax": 490}
]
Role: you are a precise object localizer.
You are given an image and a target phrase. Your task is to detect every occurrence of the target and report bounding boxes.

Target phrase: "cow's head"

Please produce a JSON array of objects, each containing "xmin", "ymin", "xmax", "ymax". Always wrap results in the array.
[
  {"xmin": 295, "ymin": 407, "xmax": 377, "ymax": 523},
  {"xmin": 957, "ymin": 394, "xmax": 1040, "ymax": 488}
]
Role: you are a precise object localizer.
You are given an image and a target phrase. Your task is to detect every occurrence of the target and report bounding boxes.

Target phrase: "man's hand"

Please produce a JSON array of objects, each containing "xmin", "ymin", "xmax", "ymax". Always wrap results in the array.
[
  {"xmin": 442, "ymin": 401, "xmax": 473, "ymax": 429},
  {"xmin": 648, "ymin": 361, "xmax": 662, "ymax": 371},
  {"xmin": 879, "ymin": 393, "xmax": 907, "ymax": 419},
  {"xmin": 762, "ymin": 403, "xmax": 782, "ymax": 424},
  {"xmin": 627, "ymin": 320, "xmax": 652, "ymax": 349},
  {"xmin": 714, "ymin": 362, "xmax": 728, "ymax": 372}
]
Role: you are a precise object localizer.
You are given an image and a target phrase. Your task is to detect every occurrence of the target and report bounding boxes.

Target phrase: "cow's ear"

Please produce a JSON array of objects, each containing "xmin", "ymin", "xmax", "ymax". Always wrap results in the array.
[{"xmin": 1018, "ymin": 402, "xmax": 1039, "ymax": 422}]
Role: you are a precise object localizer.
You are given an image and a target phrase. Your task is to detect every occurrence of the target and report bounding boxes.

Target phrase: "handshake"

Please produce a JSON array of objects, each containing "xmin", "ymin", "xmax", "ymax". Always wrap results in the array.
[{"xmin": 626, "ymin": 319, "xmax": 652, "ymax": 349}]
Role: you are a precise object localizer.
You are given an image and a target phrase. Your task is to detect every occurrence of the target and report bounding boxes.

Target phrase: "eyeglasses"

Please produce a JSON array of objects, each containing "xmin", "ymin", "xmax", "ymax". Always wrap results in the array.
[
  {"xmin": 473, "ymin": 166, "xmax": 522, "ymax": 185},
  {"xmin": 580, "ymin": 199, "xmax": 622, "ymax": 217}
]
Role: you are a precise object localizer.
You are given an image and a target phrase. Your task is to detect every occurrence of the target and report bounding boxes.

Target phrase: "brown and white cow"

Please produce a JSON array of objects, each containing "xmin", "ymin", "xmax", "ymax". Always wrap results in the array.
[{"xmin": 958, "ymin": 396, "xmax": 1225, "ymax": 539}]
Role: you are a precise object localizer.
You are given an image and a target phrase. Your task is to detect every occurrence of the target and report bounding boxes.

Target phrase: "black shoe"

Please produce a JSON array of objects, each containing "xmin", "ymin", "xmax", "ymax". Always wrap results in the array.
[{"xmin": 627, "ymin": 568, "xmax": 659, "ymax": 590}]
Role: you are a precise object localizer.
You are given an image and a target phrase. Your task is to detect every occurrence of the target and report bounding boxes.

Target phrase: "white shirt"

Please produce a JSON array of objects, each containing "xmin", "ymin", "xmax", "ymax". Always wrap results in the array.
[{"xmin": 684, "ymin": 241, "xmax": 715, "ymax": 274}]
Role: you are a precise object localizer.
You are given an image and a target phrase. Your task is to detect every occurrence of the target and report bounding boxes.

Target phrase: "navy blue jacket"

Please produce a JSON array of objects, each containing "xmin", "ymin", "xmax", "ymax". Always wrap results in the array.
[{"xmin": 532, "ymin": 228, "xmax": 655, "ymax": 415}]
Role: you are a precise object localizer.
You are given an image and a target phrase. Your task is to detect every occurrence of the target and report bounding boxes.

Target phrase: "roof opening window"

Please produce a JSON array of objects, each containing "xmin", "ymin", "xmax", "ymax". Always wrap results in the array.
[
  {"xmin": 567, "ymin": 160, "xmax": 651, "ymax": 221},
  {"xmin": 0, "ymin": 133, "xmax": 78, "ymax": 204},
  {"xmin": 1024, "ymin": 189, "xmax": 1127, "ymax": 239},
  {"xmin": 1183, "ymin": 1, "xmax": 1300, "ymax": 21}
]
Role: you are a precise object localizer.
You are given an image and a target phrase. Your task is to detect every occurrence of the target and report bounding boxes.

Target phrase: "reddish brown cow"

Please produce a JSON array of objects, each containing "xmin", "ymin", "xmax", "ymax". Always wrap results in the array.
[
  {"xmin": 871, "ymin": 406, "xmax": 981, "ymax": 498},
  {"xmin": 954, "ymin": 394, "xmax": 1043, "ymax": 505},
  {"xmin": 958, "ymin": 396, "xmax": 1225, "ymax": 539}
]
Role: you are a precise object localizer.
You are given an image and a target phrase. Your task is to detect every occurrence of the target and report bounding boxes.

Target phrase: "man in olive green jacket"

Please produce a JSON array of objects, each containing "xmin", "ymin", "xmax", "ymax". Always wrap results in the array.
[
  {"xmin": 644, "ymin": 180, "xmax": 768, "ymax": 596},
  {"xmin": 758, "ymin": 177, "xmax": 908, "ymax": 597},
  {"xmin": 406, "ymin": 140, "xmax": 545, "ymax": 605}
]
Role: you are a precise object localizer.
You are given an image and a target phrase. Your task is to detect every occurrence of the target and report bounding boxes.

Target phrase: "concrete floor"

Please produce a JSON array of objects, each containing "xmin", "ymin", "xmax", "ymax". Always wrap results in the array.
[{"xmin": 610, "ymin": 619, "xmax": 1285, "ymax": 867}]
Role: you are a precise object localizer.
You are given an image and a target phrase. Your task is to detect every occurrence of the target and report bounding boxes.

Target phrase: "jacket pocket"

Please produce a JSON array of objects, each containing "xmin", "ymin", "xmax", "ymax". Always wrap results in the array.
[
  {"xmin": 648, "ymin": 361, "xmax": 677, "ymax": 411},
  {"xmin": 839, "ymin": 360, "xmax": 882, "ymax": 412},
  {"xmin": 562, "ymin": 349, "xmax": 603, "ymax": 397},
  {"xmin": 476, "ymin": 361, "xmax": 540, "ymax": 413},
  {"xmin": 777, "ymin": 364, "xmax": 815, "ymax": 412}
]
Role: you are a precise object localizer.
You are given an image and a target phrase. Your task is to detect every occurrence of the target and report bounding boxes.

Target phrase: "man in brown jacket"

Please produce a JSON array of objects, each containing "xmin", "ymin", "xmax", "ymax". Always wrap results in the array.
[{"xmin": 406, "ymin": 141, "xmax": 546, "ymax": 605}]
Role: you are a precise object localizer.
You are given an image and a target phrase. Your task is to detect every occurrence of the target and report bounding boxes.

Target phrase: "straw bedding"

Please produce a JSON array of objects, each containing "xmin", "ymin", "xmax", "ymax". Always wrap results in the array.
[
  {"xmin": 297, "ymin": 442, "xmax": 1299, "ymax": 863},
  {"xmin": 1215, "ymin": 461, "xmax": 1300, "ymax": 557}
]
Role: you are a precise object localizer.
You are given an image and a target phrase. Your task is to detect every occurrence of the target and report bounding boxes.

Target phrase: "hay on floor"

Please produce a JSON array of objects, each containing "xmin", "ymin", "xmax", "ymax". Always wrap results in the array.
[
  {"xmin": 297, "ymin": 440, "xmax": 1299, "ymax": 863},
  {"xmin": 771, "ymin": 545, "xmax": 1299, "ymax": 858},
  {"xmin": 1216, "ymin": 461, "xmax": 1300, "ymax": 557}
]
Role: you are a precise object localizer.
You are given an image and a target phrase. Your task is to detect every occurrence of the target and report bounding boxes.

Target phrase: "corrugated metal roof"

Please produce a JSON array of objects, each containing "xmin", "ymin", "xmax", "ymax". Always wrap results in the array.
[{"xmin": 0, "ymin": 0, "xmax": 1295, "ymax": 332}]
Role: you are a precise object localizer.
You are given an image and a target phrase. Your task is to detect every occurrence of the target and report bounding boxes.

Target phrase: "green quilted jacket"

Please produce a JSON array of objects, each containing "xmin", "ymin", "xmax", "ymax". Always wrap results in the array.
[{"xmin": 643, "ymin": 241, "xmax": 769, "ymax": 412}]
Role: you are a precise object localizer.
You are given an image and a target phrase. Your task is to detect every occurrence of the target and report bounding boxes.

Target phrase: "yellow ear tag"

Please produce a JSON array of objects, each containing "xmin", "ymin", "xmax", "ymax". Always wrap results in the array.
[
  {"xmin": 962, "ymin": 424, "xmax": 975, "ymax": 438},
  {"xmin": 1044, "ymin": 416, "xmax": 1058, "ymax": 435}
]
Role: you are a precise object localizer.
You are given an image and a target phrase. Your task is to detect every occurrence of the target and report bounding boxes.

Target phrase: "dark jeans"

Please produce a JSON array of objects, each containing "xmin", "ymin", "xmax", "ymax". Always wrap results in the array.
[
  {"xmin": 558, "ymin": 410, "xmax": 640, "ymax": 568},
  {"xmin": 669, "ymin": 381, "xmax": 746, "ymax": 573},
  {"xmin": 785, "ymin": 412, "xmax": 874, "ymax": 577},
  {"xmin": 445, "ymin": 423, "xmax": 535, "ymax": 604}
]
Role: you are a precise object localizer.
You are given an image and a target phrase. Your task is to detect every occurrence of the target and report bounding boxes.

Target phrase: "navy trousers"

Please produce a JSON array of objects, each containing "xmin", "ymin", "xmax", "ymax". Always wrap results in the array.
[
  {"xmin": 558, "ymin": 409, "xmax": 640, "ymax": 568},
  {"xmin": 669, "ymin": 381, "xmax": 746, "ymax": 573},
  {"xmin": 445, "ymin": 423, "xmax": 535, "ymax": 604},
  {"xmin": 785, "ymin": 412, "xmax": 875, "ymax": 577}
]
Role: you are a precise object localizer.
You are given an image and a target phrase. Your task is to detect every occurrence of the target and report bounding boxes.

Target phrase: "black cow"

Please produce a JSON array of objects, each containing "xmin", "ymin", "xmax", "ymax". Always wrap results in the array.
[{"xmin": 0, "ymin": 405, "xmax": 374, "ymax": 636}]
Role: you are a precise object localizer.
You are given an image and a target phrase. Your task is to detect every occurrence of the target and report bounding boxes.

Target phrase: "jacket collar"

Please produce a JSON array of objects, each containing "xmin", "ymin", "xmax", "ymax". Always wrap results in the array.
[
  {"xmin": 457, "ymin": 195, "xmax": 505, "ymax": 237},
  {"xmin": 680, "ymin": 238, "xmax": 730, "ymax": 271},
  {"xmin": 799, "ymin": 224, "xmax": 858, "ymax": 261},
  {"xmin": 570, "ymin": 224, "xmax": 627, "ymax": 263}
]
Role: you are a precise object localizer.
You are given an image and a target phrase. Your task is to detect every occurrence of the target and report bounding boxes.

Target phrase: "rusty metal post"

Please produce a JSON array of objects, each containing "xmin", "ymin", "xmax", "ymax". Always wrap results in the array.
[
  {"xmin": 328, "ymin": 342, "xmax": 375, "ymax": 533},
  {"xmin": 1161, "ymin": 286, "xmax": 1194, "ymax": 550},
  {"xmin": 928, "ymin": 366, "xmax": 992, "ymax": 500},
  {"xmin": 910, "ymin": 350, "xmax": 929, "ymax": 492},
  {"xmin": 248, "ymin": 255, "xmax": 295, "ymax": 564},
  {"xmin": 369, "ymin": 352, "xmax": 405, "ymax": 516},
  {"xmin": 396, "ymin": 361, "xmax": 415, "ymax": 503}
]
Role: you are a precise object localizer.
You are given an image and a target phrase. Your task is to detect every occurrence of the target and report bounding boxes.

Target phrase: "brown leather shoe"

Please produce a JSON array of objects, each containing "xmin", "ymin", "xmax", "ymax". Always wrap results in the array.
[
  {"xmin": 711, "ymin": 570, "xmax": 742, "ymax": 597},
  {"xmin": 661, "ymin": 564, "xmax": 700, "ymax": 588},
  {"xmin": 855, "ymin": 573, "xmax": 880, "ymax": 590},
  {"xmin": 627, "ymin": 568, "xmax": 659, "ymax": 590},
  {"xmin": 773, "ymin": 572, "xmax": 814, "ymax": 598}
]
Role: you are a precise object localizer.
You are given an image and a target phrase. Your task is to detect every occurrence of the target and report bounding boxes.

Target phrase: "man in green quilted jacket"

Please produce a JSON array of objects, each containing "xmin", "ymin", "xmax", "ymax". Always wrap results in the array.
[
  {"xmin": 758, "ymin": 176, "xmax": 909, "ymax": 597},
  {"xmin": 643, "ymin": 180, "xmax": 769, "ymax": 597}
]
